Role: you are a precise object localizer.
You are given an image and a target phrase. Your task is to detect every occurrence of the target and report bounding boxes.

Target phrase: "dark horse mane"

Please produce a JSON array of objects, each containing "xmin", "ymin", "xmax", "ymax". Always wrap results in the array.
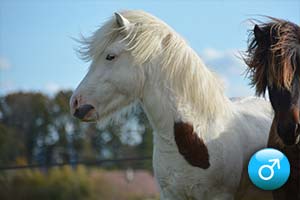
[{"xmin": 244, "ymin": 17, "xmax": 300, "ymax": 96}]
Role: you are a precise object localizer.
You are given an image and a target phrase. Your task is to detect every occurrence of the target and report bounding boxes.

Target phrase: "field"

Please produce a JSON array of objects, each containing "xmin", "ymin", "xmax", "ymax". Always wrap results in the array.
[{"xmin": 0, "ymin": 166, "xmax": 159, "ymax": 200}]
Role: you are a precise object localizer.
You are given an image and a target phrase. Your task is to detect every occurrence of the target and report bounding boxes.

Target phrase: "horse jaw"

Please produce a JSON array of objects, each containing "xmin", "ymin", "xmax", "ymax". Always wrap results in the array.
[{"xmin": 95, "ymin": 100, "xmax": 139, "ymax": 129}]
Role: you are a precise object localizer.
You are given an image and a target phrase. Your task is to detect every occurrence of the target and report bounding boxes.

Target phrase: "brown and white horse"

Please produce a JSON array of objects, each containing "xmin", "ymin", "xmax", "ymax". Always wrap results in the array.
[
  {"xmin": 244, "ymin": 18, "xmax": 300, "ymax": 200},
  {"xmin": 70, "ymin": 10, "xmax": 272, "ymax": 199}
]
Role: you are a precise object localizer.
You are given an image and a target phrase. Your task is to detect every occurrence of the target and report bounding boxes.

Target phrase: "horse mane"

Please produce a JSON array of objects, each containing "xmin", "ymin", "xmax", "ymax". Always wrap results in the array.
[
  {"xmin": 80, "ymin": 10, "xmax": 230, "ymax": 131},
  {"xmin": 244, "ymin": 17, "xmax": 300, "ymax": 96}
]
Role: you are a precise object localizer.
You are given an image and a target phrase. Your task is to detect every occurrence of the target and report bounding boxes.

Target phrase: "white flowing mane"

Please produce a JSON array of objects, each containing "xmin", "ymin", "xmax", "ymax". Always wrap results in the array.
[{"xmin": 80, "ymin": 10, "xmax": 231, "ymax": 132}]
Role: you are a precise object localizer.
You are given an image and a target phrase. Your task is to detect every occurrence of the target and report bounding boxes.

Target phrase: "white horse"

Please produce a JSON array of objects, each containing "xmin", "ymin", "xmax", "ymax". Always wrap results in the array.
[{"xmin": 70, "ymin": 10, "xmax": 273, "ymax": 200}]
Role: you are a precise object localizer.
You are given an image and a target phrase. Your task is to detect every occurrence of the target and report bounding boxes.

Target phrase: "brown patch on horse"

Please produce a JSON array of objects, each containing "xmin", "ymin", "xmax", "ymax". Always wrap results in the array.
[
  {"xmin": 244, "ymin": 18, "xmax": 300, "ymax": 96},
  {"xmin": 174, "ymin": 121, "xmax": 210, "ymax": 169}
]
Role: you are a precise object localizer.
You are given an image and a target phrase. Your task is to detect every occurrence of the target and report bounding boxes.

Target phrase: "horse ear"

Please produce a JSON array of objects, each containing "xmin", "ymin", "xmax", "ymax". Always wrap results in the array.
[
  {"xmin": 115, "ymin": 12, "xmax": 130, "ymax": 29},
  {"xmin": 254, "ymin": 24, "xmax": 264, "ymax": 41}
]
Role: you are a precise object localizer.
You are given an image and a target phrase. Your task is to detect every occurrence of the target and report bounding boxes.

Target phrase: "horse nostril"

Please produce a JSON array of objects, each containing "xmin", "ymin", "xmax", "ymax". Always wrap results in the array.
[
  {"xmin": 73, "ymin": 104, "xmax": 95, "ymax": 120},
  {"xmin": 74, "ymin": 99, "xmax": 78, "ymax": 108},
  {"xmin": 70, "ymin": 96, "xmax": 79, "ymax": 111}
]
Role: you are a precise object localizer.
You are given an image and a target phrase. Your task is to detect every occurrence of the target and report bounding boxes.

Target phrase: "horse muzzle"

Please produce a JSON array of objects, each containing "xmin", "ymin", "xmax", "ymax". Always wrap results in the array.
[
  {"xmin": 277, "ymin": 121, "xmax": 300, "ymax": 146},
  {"xmin": 73, "ymin": 104, "xmax": 97, "ymax": 122},
  {"xmin": 295, "ymin": 123, "xmax": 300, "ymax": 145}
]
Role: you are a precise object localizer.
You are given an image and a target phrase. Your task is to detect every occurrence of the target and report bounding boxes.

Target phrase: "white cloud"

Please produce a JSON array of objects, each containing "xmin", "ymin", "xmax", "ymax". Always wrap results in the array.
[
  {"xmin": 219, "ymin": 75, "xmax": 230, "ymax": 89},
  {"xmin": 200, "ymin": 48, "xmax": 253, "ymax": 97},
  {"xmin": 0, "ymin": 57, "xmax": 11, "ymax": 70},
  {"xmin": 229, "ymin": 84, "xmax": 254, "ymax": 97},
  {"xmin": 201, "ymin": 48, "xmax": 223, "ymax": 61},
  {"xmin": 201, "ymin": 48, "xmax": 245, "ymax": 76},
  {"xmin": 44, "ymin": 82, "xmax": 61, "ymax": 94},
  {"xmin": 0, "ymin": 80, "xmax": 16, "ymax": 94}
]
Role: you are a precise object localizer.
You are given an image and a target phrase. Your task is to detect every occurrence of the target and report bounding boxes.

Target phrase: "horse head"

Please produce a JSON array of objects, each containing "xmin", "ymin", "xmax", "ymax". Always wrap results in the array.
[
  {"xmin": 245, "ymin": 18, "xmax": 300, "ymax": 145},
  {"xmin": 70, "ymin": 12, "xmax": 146, "ymax": 122}
]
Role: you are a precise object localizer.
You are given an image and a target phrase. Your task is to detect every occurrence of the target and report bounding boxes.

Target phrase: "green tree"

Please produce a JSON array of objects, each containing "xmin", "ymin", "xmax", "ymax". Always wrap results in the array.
[
  {"xmin": 0, "ymin": 92, "xmax": 51, "ymax": 164},
  {"xmin": 0, "ymin": 123, "xmax": 25, "ymax": 165}
]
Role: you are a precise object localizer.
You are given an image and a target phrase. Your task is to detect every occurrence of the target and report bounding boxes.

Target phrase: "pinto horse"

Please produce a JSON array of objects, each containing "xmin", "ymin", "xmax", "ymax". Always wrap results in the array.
[
  {"xmin": 70, "ymin": 10, "xmax": 272, "ymax": 199},
  {"xmin": 244, "ymin": 18, "xmax": 300, "ymax": 200}
]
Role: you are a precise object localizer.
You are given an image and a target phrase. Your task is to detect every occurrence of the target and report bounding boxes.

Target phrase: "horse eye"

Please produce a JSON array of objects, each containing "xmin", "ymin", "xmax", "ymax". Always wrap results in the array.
[{"xmin": 106, "ymin": 54, "xmax": 115, "ymax": 61}]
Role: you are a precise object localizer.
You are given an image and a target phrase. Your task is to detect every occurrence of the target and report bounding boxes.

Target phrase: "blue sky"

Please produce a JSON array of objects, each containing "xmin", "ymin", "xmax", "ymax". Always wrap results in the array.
[{"xmin": 0, "ymin": 0, "xmax": 299, "ymax": 97}]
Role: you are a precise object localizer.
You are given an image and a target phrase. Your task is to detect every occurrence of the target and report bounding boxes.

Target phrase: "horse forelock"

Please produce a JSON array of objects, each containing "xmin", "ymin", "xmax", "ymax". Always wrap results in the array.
[
  {"xmin": 78, "ymin": 10, "xmax": 172, "ymax": 64},
  {"xmin": 245, "ymin": 18, "xmax": 300, "ymax": 96}
]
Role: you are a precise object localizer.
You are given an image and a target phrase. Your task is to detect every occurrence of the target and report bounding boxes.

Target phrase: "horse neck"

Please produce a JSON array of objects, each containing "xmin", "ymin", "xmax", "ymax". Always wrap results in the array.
[{"xmin": 140, "ymin": 60, "xmax": 232, "ymax": 148}]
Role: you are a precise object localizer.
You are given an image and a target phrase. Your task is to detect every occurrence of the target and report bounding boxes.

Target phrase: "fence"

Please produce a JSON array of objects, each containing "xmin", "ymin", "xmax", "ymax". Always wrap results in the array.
[{"xmin": 0, "ymin": 156, "xmax": 152, "ymax": 171}]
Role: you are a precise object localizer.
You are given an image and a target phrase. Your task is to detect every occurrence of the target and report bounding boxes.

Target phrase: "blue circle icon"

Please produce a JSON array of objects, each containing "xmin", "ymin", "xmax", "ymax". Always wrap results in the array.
[{"xmin": 248, "ymin": 148, "xmax": 290, "ymax": 190}]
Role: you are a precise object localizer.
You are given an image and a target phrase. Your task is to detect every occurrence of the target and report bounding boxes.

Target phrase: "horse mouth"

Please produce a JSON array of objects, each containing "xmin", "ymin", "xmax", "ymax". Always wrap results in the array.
[
  {"xmin": 73, "ymin": 104, "xmax": 98, "ymax": 122},
  {"xmin": 276, "ymin": 120, "xmax": 300, "ymax": 146},
  {"xmin": 290, "ymin": 123, "xmax": 300, "ymax": 145},
  {"xmin": 295, "ymin": 125, "xmax": 300, "ymax": 145}
]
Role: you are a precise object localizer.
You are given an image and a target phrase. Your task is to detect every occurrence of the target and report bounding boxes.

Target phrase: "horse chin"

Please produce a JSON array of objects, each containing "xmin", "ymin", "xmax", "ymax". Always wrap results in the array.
[
  {"xmin": 296, "ymin": 134, "xmax": 300, "ymax": 145},
  {"xmin": 280, "ymin": 134, "xmax": 299, "ymax": 146},
  {"xmin": 95, "ymin": 101, "xmax": 137, "ymax": 128},
  {"xmin": 277, "ymin": 122, "xmax": 300, "ymax": 146},
  {"xmin": 292, "ymin": 125, "xmax": 300, "ymax": 145},
  {"xmin": 278, "ymin": 134, "xmax": 297, "ymax": 146},
  {"xmin": 79, "ymin": 111, "xmax": 99, "ymax": 122}
]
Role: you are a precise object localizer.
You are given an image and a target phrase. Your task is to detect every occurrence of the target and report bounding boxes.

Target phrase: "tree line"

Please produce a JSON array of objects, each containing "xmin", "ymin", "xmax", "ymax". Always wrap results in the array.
[{"xmin": 0, "ymin": 91, "xmax": 153, "ymax": 170}]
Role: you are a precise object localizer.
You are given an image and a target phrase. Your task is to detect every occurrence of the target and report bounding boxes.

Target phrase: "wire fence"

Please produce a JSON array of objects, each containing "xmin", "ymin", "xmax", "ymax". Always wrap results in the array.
[{"xmin": 0, "ymin": 156, "xmax": 152, "ymax": 171}]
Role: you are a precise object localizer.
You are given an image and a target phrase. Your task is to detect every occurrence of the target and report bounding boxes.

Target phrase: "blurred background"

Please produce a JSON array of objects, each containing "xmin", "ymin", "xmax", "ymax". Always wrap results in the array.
[{"xmin": 0, "ymin": 0, "xmax": 299, "ymax": 200}]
